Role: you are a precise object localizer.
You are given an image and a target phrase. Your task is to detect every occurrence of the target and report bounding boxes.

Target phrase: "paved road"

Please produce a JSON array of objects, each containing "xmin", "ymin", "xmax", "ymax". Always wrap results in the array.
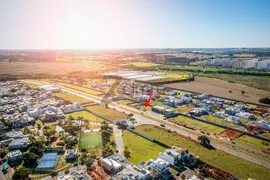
[
  {"xmin": 113, "ymin": 125, "xmax": 124, "ymax": 154},
  {"xmin": 23, "ymin": 80, "xmax": 270, "ymax": 168}
]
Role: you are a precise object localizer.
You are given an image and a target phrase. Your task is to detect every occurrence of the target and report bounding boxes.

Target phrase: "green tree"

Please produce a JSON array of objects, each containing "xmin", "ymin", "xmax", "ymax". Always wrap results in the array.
[
  {"xmin": 198, "ymin": 135, "xmax": 210, "ymax": 146},
  {"xmin": 50, "ymin": 171, "xmax": 58, "ymax": 178},
  {"xmin": 85, "ymin": 158, "xmax": 95, "ymax": 169},
  {"xmin": 123, "ymin": 146, "xmax": 131, "ymax": 158},
  {"xmin": 64, "ymin": 169, "xmax": 70, "ymax": 175},
  {"xmin": 28, "ymin": 146, "xmax": 41, "ymax": 155},
  {"xmin": 0, "ymin": 149, "xmax": 7, "ymax": 158},
  {"xmin": 23, "ymin": 152, "xmax": 39, "ymax": 166},
  {"xmin": 12, "ymin": 167, "xmax": 31, "ymax": 180}
]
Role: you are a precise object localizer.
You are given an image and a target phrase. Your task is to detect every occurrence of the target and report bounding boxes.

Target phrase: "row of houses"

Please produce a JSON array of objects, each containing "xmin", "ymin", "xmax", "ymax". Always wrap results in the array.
[
  {"xmin": 101, "ymin": 146, "xmax": 197, "ymax": 180},
  {"xmin": 200, "ymin": 58, "xmax": 270, "ymax": 70}
]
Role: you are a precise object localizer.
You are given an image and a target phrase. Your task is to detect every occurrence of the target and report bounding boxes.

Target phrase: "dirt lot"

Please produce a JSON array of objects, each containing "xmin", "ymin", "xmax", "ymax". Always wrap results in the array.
[
  {"xmin": 219, "ymin": 130, "xmax": 243, "ymax": 140},
  {"xmin": 165, "ymin": 76, "xmax": 270, "ymax": 105}
]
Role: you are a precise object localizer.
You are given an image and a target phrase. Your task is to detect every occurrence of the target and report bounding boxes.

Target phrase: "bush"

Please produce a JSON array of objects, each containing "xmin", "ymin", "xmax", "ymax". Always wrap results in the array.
[
  {"xmin": 56, "ymin": 142, "xmax": 65, "ymax": 146},
  {"xmin": 259, "ymin": 97, "xmax": 270, "ymax": 104}
]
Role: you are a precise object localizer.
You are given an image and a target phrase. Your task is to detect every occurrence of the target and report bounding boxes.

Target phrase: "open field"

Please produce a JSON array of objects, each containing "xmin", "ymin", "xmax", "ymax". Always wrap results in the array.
[
  {"xmin": 130, "ymin": 62, "xmax": 160, "ymax": 67},
  {"xmin": 165, "ymin": 76, "xmax": 270, "ymax": 104},
  {"xmin": 79, "ymin": 132, "xmax": 102, "ymax": 150},
  {"xmin": 56, "ymin": 82, "xmax": 102, "ymax": 95},
  {"xmin": 135, "ymin": 125, "xmax": 270, "ymax": 180},
  {"xmin": 65, "ymin": 111, "xmax": 104, "ymax": 122},
  {"xmin": 205, "ymin": 115, "xmax": 238, "ymax": 128},
  {"xmin": 198, "ymin": 74, "xmax": 270, "ymax": 92},
  {"xmin": 24, "ymin": 81, "xmax": 40, "ymax": 88},
  {"xmin": 234, "ymin": 135, "xmax": 270, "ymax": 154},
  {"xmin": 115, "ymin": 99, "xmax": 134, "ymax": 105},
  {"xmin": 122, "ymin": 130, "xmax": 166, "ymax": 164},
  {"xmin": 85, "ymin": 106, "xmax": 126, "ymax": 121},
  {"xmin": 54, "ymin": 92, "xmax": 90, "ymax": 103},
  {"xmin": 0, "ymin": 61, "xmax": 107, "ymax": 75},
  {"xmin": 170, "ymin": 115, "xmax": 225, "ymax": 134}
]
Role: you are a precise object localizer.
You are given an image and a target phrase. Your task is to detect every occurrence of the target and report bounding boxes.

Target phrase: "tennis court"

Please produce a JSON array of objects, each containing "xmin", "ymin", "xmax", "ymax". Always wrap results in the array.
[{"xmin": 37, "ymin": 153, "xmax": 58, "ymax": 168}]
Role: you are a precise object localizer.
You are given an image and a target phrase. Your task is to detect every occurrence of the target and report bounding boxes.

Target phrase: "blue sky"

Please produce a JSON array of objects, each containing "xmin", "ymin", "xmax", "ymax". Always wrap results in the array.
[{"xmin": 0, "ymin": 0, "xmax": 270, "ymax": 49}]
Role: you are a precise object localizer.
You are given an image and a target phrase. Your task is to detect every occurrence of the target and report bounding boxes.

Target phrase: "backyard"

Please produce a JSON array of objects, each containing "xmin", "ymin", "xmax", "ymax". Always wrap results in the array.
[
  {"xmin": 122, "ymin": 130, "xmax": 166, "ymax": 164},
  {"xmin": 79, "ymin": 132, "xmax": 102, "ymax": 150},
  {"xmin": 134, "ymin": 124, "xmax": 270, "ymax": 180}
]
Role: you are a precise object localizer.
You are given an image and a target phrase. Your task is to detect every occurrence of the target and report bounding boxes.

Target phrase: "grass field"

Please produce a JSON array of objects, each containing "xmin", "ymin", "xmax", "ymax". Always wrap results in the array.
[
  {"xmin": 54, "ymin": 92, "xmax": 90, "ymax": 103},
  {"xmin": 122, "ymin": 130, "xmax": 166, "ymax": 164},
  {"xmin": 79, "ymin": 132, "xmax": 102, "ymax": 150},
  {"xmin": 24, "ymin": 81, "xmax": 40, "ymax": 88},
  {"xmin": 205, "ymin": 115, "xmax": 238, "ymax": 128},
  {"xmin": 56, "ymin": 82, "xmax": 102, "ymax": 95},
  {"xmin": 85, "ymin": 106, "xmax": 126, "ymax": 121},
  {"xmin": 198, "ymin": 73, "xmax": 270, "ymax": 92},
  {"xmin": 131, "ymin": 62, "xmax": 160, "ymax": 67},
  {"xmin": 170, "ymin": 115, "xmax": 225, "ymax": 134},
  {"xmin": 115, "ymin": 99, "xmax": 134, "ymax": 105},
  {"xmin": 0, "ymin": 61, "xmax": 107, "ymax": 75},
  {"xmin": 234, "ymin": 135, "xmax": 270, "ymax": 153},
  {"xmin": 135, "ymin": 125, "xmax": 270, "ymax": 180},
  {"xmin": 65, "ymin": 111, "xmax": 104, "ymax": 122}
]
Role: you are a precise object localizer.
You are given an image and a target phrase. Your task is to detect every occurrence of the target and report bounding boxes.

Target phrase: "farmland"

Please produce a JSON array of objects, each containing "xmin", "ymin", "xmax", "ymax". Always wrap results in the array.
[
  {"xmin": 79, "ymin": 132, "xmax": 102, "ymax": 150},
  {"xmin": 165, "ymin": 76, "xmax": 270, "ymax": 104},
  {"xmin": 135, "ymin": 125, "xmax": 270, "ymax": 180},
  {"xmin": 130, "ymin": 62, "xmax": 160, "ymax": 67},
  {"xmin": 0, "ymin": 61, "xmax": 107, "ymax": 75},
  {"xmin": 122, "ymin": 130, "xmax": 166, "ymax": 164}
]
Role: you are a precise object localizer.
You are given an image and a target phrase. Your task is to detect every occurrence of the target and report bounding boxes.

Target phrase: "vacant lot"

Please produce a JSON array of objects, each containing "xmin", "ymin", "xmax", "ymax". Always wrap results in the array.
[
  {"xmin": 234, "ymin": 135, "xmax": 270, "ymax": 154},
  {"xmin": 0, "ymin": 61, "xmax": 106, "ymax": 75},
  {"xmin": 85, "ymin": 106, "xmax": 126, "ymax": 121},
  {"xmin": 122, "ymin": 130, "xmax": 165, "ymax": 164},
  {"xmin": 165, "ymin": 76, "xmax": 270, "ymax": 105},
  {"xmin": 56, "ymin": 82, "xmax": 102, "ymax": 96},
  {"xmin": 54, "ymin": 92, "xmax": 90, "ymax": 103},
  {"xmin": 170, "ymin": 115, "xmax": 225, "ymax": 134},
  {"xmin": 135, "ymin": 125, "xmax": 270, "ymax": 180},
  {"xmin": 79, "ymin": 132, "xmax": 102, "ymax": 150},
  {"xmin": 65, "ymin": 111, "xmax": 104, "ymax": 122}
]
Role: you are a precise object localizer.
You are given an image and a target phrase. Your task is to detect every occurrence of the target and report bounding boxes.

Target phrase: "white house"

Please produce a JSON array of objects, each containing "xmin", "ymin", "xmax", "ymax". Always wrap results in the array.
[
  {"xmin": 149, "ymin": 158, "xmax": 172, "ymax": 180},
  {"xmin": 102, "ymin": 157, "xmax": 123, "ymax": 173},
  {"xmin": 225, "ymin": 116, "xmax": 240, "ymax": 124},
  {"xmin": 39, "ymin": 84, "xmax": 61, "ymax": 93},
  {"xmin": 158, "ymin": 149, "xmax": 181, "ymax": 166},
  {"xmin": 61, "ymin": 102, "xmax": 84, "ymax": 114},
  {"xmin": 27, "ymin": 108, "xmax": 39, "ymax": 118},
  {"xmin": 112, "ymin": 165, "xmax": 150, "ymax": 180},
  {"xmin": 256, "ymin": 120, "xmax": 270, "ymax": 131}
]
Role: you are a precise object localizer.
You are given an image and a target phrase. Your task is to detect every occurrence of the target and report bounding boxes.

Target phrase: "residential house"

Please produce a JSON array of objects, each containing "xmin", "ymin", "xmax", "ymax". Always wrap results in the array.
[
  {"xmin": 8, "ymin": 136, "xmax": 30, "ymax": 150},
  {"xmin": 225, "ymin": 116, "xmax": 240, "ymax": 124},
  {"xmin": 7, "ymin": 150, "xmax": 22, "ymax": 162},
  {"xmin": 65, "ymin": 149, "xmax": 78, "ymax": 161},
  {"xmin": 112, "ymin": 165, "xmax": 150, "ymax": 180},
  {"xmin": 256, "ymin": 120, "xmax": 270, "ymax": 130}
]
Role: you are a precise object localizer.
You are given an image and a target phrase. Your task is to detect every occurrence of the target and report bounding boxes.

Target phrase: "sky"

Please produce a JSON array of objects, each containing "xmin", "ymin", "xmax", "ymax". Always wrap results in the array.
[{"xmin": 0, "ymin": 0, "xmax": 270, "ymax": 49}]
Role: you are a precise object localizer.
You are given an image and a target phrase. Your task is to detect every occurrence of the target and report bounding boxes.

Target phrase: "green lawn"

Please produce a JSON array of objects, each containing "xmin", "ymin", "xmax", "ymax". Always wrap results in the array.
[
  {"xmin": 65, "ymin": 111, "xmax": 104, "ymax": 122},
  {"xmin": 86, "ymin": 106, "xmax": 126, "ymax": 121},
  {"xmin": 79, "ymin": 132, "xmax": 102, "ymax": 150},
  {"xmin": 177, "ymin": 105, "xmax": 192, "ymax": 113},
  {"xmin": 56, "ymin": 82, "xmax": 102, "ymax": 95},
  {"xmin": 35, "ymin": 119, "xmax": 43, "ymax": 125},
  {"xmin": 170, "ymin": 115, "xmax": 225, "ymax": 134},
  {"xmin": 122, "ymin": 130, "xmax": 166, "ymax": 164},
  {"xmin": 135, "ymin": 125, "xmax": 270, "ymax": 180},
  {"xmin": 234, "ymin": 135, "xmax": 270, "ymax": 154},
  {"xmin": 54, "ymin": 92, "xmax": 90, "ymax": 103}
]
